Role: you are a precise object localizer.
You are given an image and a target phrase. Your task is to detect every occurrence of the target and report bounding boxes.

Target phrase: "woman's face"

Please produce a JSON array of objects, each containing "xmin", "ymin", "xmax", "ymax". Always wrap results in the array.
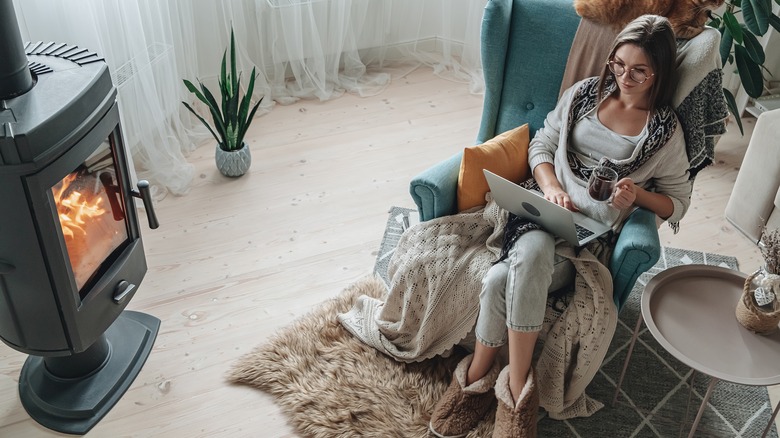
[{"xmin": 610, "ymin": 43, "xmax": 655, "ymax": 99}]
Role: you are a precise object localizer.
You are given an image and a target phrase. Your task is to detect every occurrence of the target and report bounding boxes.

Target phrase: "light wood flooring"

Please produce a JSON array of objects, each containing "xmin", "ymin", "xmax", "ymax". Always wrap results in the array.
[{"xmin": 0, "ymin": 67, "xmax": 773, "ymax": 437}]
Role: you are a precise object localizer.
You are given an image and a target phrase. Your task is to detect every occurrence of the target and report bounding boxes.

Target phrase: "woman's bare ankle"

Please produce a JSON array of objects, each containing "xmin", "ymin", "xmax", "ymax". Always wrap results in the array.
[
  {"xmin": 465, "ymin": 366, "xmax": 484, "ymax": 386},
  {"xmin": 509, "ymin": 374, "xmax": 526, "ymax": 405}
]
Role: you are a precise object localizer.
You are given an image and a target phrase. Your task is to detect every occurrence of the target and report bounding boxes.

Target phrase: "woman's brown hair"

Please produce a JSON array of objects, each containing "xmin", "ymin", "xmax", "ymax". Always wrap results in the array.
[{"xmin": 597, "ymin": 14, "xmax": 677, "ymax": 113}]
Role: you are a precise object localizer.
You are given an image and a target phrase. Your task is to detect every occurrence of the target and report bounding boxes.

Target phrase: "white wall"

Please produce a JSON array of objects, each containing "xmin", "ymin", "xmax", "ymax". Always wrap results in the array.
[{"xmin": 12, "ymin": 0, "xmax": 103, "ymax": 56}]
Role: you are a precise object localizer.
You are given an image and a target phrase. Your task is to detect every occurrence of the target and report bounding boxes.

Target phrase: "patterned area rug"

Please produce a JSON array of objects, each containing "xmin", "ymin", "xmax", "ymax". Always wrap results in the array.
[{"xmin": 375, "ymin": 206, "xmax": 779, "ymax": 438}]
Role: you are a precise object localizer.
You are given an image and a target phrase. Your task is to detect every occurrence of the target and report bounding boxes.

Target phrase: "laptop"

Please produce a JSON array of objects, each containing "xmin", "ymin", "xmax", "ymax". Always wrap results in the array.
[{"xmin": 483, "ymin": 169, "xmax": 611, "ymax": 246}]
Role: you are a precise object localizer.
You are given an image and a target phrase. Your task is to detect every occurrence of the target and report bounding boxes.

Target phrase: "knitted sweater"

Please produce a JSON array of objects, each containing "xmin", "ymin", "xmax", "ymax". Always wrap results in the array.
[{"xmin": 528, "ymin": 77, "xmax": 693, "ymax": 230}]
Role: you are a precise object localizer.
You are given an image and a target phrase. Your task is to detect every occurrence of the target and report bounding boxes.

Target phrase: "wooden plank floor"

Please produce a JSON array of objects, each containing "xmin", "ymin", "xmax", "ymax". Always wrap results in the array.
[{"xmin": 0, "ymin": 67, "xmax": 772, "ymax": 437}]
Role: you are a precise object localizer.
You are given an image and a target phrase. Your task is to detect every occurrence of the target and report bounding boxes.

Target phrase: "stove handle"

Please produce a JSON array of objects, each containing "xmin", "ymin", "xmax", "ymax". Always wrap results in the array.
[
  {"xmin": 131, "ymin": 180, "xmax": 159, "ymax": 229},
  {"xmin": 113, "ymin": 280, "xmax": 136, "ymax": 304}
]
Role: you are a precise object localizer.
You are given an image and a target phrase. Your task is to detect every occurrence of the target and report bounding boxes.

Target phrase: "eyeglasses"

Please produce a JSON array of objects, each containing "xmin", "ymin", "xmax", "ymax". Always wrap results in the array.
[{"xmin": 607, "ymin": 61, "xmax": 654, "ymax": 84}]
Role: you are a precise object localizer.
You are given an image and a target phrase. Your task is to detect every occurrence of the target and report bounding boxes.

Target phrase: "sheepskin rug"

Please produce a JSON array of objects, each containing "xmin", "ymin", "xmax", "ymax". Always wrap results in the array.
[{"xmin": 226, "ymin": 275, "xmax": 495, "ymax": 437}]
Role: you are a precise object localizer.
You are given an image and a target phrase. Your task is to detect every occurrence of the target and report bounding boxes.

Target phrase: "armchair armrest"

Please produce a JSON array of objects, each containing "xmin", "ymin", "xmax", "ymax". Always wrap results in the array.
[
  {"xmin": 409, "ymin": 152, "xmax": 462, "ymax": 222},
  {"xmin": 609, "ymin": 207, "xmax": 661, "ymax": 310}
]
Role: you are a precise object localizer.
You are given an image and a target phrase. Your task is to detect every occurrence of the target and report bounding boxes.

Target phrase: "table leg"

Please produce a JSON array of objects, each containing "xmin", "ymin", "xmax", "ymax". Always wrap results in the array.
[
  {"xmin": 612, "ymin": 311, "xmax": 644, "ymax": 407},
  {"xmin": 688, "ymin": 376, "xmax": 719, "ymax": 438},
  {"xmin": 761, "ymin": 395, "xmax": 780, "ymax": 438},
  {"xmin": 679, "ymin": 370, "xmax": 697, "ymax": 438}
]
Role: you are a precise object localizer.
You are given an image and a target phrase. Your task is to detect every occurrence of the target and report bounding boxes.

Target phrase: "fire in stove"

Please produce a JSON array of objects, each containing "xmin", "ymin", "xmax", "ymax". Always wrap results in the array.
[
  {"xmin": 0, "ymin": 0, "xmax": 161, "ymax": 434},
  {"xmin": 54, "ymin": 150, "xmax": 129, "ymax": 292}
]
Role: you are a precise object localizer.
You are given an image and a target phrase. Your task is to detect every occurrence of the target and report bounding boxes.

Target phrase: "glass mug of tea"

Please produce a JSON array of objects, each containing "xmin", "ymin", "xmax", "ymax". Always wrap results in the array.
[{"xmin": 588, "ymin": 164, "xmax": 618, "ymax": 203}]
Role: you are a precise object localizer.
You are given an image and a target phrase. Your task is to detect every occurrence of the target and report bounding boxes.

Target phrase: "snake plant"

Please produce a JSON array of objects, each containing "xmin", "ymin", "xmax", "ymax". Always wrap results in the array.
[{"xmin": 183, "ymin": 28, "xmax": 262, "ymax": 151}]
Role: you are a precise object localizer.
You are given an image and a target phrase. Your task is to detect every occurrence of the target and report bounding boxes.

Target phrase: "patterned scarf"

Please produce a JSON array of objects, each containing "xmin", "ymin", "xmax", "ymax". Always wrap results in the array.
[
  {"xmin": 497, "ymin": 77, "xmax": 679, "ymax": 262},
  {"xmin": 565, "ymin": 76, "xmax": 677, "ymax": 183}
]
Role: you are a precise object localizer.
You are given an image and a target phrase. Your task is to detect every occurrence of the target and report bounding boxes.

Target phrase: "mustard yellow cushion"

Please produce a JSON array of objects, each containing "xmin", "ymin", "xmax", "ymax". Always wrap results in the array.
[{"xmin": 457, "ymin": 124, "xmax": 530, "ymax": 212}]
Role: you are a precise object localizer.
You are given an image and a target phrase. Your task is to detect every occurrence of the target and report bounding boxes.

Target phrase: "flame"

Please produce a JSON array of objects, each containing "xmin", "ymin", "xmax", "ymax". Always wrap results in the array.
[{"xmin": 54, "ymin": 173, "xmax": 106, "ymax": 239}]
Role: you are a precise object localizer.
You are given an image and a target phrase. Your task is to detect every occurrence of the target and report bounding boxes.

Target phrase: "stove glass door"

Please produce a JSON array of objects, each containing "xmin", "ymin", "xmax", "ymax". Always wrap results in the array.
[{"xmin": 51, "ymin": 135, "xmax": 129, "ymax": 295}]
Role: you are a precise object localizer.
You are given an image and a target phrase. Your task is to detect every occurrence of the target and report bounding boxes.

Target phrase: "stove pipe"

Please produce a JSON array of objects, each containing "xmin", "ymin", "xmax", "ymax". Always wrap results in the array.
[{"xmin": 0, "ymin": 0, "xmax": 35, "ymax": 99}]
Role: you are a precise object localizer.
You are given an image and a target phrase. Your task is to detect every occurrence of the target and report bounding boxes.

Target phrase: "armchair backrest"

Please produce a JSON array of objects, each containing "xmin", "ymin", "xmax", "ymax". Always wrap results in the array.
[{"xmin": 477, "ymin": 0, "xmax": 581, "ymax": 143}]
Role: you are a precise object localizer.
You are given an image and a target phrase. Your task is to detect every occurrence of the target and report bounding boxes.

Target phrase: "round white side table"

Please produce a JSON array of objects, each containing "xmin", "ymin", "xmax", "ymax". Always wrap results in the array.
[{"xmin": 612, "ymin": 265, "xmax": 780, "ymax": 438}]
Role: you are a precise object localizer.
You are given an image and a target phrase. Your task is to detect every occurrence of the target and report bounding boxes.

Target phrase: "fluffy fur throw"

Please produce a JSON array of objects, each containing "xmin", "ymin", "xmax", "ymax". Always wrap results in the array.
[
  {"xmin": 227, "ymin": 275, "xmax": 476, "ymax": 437},
  {"xmin": 573, "ymin": 0, "xmax": 725, "ymax": 40}
]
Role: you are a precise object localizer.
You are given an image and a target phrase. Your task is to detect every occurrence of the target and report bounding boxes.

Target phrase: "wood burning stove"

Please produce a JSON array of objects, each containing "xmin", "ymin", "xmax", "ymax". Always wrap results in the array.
[{"xmin": 0, "ymin": 0, "xmax": 160, "ymax": 434}]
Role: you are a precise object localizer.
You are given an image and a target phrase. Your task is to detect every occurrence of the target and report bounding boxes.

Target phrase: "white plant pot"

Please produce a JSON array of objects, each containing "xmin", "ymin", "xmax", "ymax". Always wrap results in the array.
[{"xmin": 215, "ymin": 143, "xmax": 251, "ymax": 177}]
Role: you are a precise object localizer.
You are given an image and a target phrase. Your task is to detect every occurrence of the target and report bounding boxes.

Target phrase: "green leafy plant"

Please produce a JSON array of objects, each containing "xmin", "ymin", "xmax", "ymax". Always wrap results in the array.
[
  {"xmin": 710, "ymin": 0, "xmax": 780, "ymax": 134},
  {"xmin": 182, "ymin": 29, "xmax": 263, "ymax": 151}
]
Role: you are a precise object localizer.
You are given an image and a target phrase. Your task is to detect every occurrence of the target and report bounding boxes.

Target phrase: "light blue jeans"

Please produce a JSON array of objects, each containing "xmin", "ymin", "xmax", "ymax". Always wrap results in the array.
[{"xmin": 474, "ymin": 230, "xmax": 575, "ymax": 347}]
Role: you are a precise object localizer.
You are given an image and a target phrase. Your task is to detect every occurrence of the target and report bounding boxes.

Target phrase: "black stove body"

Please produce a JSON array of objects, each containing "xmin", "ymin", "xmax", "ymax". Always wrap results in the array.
[{"xmin": 0, "ymin": 0, "xmax": 160, "ymax": 434}]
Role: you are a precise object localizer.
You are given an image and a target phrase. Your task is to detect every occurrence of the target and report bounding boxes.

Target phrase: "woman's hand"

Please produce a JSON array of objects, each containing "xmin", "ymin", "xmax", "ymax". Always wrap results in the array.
[
  {"xmin": 543, "ymin": 187, "xmax": 579, "ymax": 212},
  {"xmin": 623, "ymin": 178, "xmax": 676, "ymax": 219},
  {"xmin": 610, "ymin": 177, "xmax": 636, "ymax": 210},
  {"xmin": 534, "ymin": 162, "xmax": 578, "ymax": 211}
]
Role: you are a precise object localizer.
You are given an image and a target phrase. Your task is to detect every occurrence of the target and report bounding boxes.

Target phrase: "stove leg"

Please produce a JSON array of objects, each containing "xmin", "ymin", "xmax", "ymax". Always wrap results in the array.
[
  {"xmin": 43, "ymin": 333, "xmax": 111, "ymax": 379},
  {"xmin": 18, "ymin": 311, "xmax": 160, "ymax": 435}
]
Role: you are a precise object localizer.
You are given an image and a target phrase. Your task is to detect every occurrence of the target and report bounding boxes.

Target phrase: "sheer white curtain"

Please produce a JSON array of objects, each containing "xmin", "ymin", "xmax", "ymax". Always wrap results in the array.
[
  {"xmin": 395, "ymin": 0, "xmax": 486, "ymax": 94},
  {"xmin": 13, "ymin": 0, "xmax": 486, "ymax": 197},
  {"xmin": 204, "ymin": 0, "xmax": 486, "ymax": 101}
]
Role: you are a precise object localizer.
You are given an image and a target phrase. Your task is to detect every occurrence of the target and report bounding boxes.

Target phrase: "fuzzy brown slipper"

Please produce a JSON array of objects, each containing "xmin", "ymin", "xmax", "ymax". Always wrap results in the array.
[
  {"xmin": 429, "ymin": 354, "xmax": 500, "ymax": 438},
  {"xmin": 493, "ymin": 366, "xmax": 539, "ymax": 438}
]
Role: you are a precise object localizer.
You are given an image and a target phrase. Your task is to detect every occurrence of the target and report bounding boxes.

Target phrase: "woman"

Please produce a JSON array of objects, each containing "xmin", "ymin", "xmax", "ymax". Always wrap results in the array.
[{"xmin": 429, "ymin": 15, "xmax": 692, "ymax": 438}]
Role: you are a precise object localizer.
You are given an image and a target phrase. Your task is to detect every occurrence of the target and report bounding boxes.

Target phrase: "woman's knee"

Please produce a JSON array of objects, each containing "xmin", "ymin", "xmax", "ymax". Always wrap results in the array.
[
  {"xmin": 480, "ymin": 261, "xmax": 509, "ymax": 300},
  {"xmin": 508, "ymin": 231, "xmax": 556, "ymax": 275}
]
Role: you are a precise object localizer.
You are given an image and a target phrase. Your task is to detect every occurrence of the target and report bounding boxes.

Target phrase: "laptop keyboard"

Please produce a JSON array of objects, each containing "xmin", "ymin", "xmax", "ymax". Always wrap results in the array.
[{"xmin": 575, "ymin": 223, "xmax": 595, "ymax": 241}]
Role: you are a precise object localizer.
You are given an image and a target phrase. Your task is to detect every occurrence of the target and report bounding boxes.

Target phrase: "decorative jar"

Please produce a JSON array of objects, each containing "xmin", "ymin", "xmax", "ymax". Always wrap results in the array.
[{"xmin": 736, "ymin": 266, "xmax": 780, "ymax": 335}]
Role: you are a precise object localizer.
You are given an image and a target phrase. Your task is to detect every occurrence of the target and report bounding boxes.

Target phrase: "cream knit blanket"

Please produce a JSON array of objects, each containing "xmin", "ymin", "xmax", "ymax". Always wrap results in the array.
[{"xmin": 338, "ymin": 198, "xmax": 618, "ymax": 419}]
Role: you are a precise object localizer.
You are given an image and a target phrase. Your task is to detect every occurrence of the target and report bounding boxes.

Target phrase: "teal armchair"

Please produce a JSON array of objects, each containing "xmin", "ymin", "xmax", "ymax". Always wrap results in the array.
[{"xmin": 408, "ymin": 0, "xmax": 660, "ymax": 310}]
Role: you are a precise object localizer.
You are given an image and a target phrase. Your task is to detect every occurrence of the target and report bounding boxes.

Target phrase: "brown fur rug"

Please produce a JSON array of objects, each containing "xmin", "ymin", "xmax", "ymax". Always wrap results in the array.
[{"xmin": 226, "ymin": 275, "xmax": 497, "ymax": 437}]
